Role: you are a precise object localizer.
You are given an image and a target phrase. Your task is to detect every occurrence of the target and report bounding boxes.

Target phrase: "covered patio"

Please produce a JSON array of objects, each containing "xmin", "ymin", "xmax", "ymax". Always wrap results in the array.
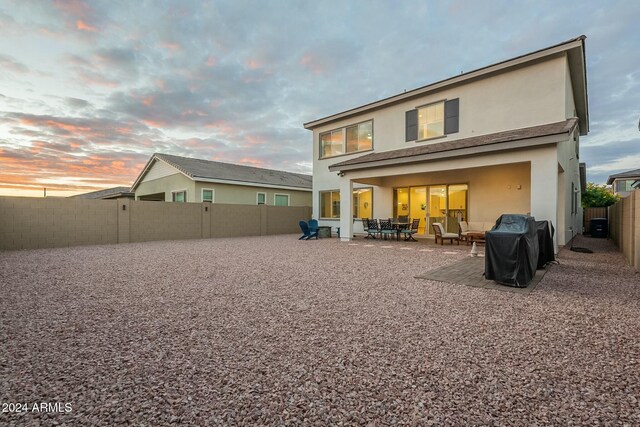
[{"xmin": 330, "ymin": 120, "xmax": 581, "ymax": 250}]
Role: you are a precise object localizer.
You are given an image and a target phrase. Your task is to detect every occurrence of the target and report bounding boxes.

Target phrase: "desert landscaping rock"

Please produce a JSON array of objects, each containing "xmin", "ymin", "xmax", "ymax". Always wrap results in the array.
[{"xmin": 1, "ymin": 235, "xmax": 639, "ymax": 425}]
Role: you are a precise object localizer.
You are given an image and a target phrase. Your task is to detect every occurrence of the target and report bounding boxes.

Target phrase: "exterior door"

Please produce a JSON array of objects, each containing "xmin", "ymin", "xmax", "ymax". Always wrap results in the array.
[
  {"xmin": 409, "ymin": 187, "xmax": 427, "ymax": 234},
  {"xmin": 427, "ymin": 185, "xmax": 447, "ymax": 235}
]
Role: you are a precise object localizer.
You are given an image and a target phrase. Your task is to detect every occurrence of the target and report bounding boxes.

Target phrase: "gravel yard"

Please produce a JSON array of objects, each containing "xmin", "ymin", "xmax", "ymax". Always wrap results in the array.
[{"xmin": 1, "ymin": 235, "xmax": 639, "ymax": 425}]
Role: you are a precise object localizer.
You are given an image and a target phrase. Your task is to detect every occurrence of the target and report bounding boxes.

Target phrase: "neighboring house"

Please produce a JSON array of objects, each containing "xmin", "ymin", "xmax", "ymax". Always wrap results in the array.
[
  {"xmin": 606, "ymin": 168, "xmax": 640, "ymax": 197},
  {"xmin": 131, "ymin": 153, "xmax": 312, "ymax": 206},
  {"xmin": 71, "ymin": 186, "xmax": 135, "ymax": 199},
  {"xmin": 304, "ymin": 36, "xmax": 589, "ymax": 249}
]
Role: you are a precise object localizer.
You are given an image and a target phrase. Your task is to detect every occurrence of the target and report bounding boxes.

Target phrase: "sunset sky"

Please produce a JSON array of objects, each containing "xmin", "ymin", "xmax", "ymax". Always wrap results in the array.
[{"xmin": 1, "ymin": 0, "xmax": 639, "ymax": 197}]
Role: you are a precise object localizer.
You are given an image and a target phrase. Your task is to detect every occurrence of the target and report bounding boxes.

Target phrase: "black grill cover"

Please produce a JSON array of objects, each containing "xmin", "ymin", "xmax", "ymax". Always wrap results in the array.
[
  {"xmin": 535, "ymin": 220, "xmax": 555, "ymax": 269},
  {"xmin": 485, "ymin": 214, "xmax": 539, "ymax": 287}
]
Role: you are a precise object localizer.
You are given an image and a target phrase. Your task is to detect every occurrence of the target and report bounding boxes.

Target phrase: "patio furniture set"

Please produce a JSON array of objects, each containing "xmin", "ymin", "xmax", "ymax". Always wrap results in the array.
[
  {"xmin": 300, "ymin": 218, "xmax": 490, "ymax": 245},
  {"xmin": 362, "ymin": 218, "xmax": 421, "ymax": 241}
]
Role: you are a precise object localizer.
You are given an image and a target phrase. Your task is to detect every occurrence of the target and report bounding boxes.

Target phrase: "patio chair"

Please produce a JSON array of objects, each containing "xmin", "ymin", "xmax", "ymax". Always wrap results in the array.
[
  {"xmin": 458, "ymin": 220, "xmax": 469, "ymax": 244},
  {"xmin": 378, "ymin": 219, "xmax": 396, "ymax": 240},
  {"xmin": 400, "ymin": 218, "xmax": 421, "ymax": 241},
  {"xmin": 432, "ymin": 222, "xmax": 459, "ymax": 245},
  {"xmin": 361, "ymin": 217, "xmax": 370, "ymax": 237},
  {"xmin": 366, "ymin": 218, "xmax": 379, "ymax": 239},
  {"xmin": 309, "ymin": 219, "xmax": 319, "ymax": 235},
  {"xmin": 298, "ymin": 221, "xmax": 318, "ymax": 240}
]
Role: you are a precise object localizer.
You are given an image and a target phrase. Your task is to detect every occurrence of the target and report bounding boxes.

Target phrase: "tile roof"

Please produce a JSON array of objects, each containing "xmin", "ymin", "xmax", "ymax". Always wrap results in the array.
[
  {"xmin": 606, "ymin": 168, "xmax": 640, "ymax": 185},
  {"xmin": 155, "ymin": 153, "xmax": 312, "ymax": 189},
  {"xmin": 329, "ymin": 118, "xmax": 578, "ymax": 171},
  {"xmin": 71, "ymin": 186, "xmax": 134, "ymax": 199}
]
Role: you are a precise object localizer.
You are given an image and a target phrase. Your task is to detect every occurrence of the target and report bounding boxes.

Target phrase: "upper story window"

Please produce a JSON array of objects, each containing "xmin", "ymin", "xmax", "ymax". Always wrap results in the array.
[
  {"xmin": 418, "ymin": 102, "xmax": 444, "ymax": 139},
  {"xmin": 406, "ymin": 98, "xmax": 459, "ymax": 142},
  {"xmin": 320, "ymin": 120, "xmax": 372, "ymax": 158}
]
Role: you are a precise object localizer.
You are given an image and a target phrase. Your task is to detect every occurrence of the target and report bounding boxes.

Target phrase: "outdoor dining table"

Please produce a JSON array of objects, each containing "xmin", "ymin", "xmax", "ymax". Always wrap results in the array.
[{"xmin": 391, "ymin": 221, "xmax": 411, "ymax": 241}]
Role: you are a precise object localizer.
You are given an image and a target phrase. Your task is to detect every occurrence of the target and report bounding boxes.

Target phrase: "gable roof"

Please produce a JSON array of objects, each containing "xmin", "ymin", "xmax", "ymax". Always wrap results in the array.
[
  {"xmin": 131, "ymin": 153, "xmax": 312, "ymax": 191},
  {"xmin": 304, "ymin": 36, "xmax": 588, "ymax": 136},
  {"xmin": 329, "ymin": 118, "xmax": 578, "ymax": 172},
  {"xmin": 71, "ymin": 186, "xmax": 134, "ymax": 199},
  {"xmin": 606, "ymin": 168, "xmax": 640, "ymax": 185}
]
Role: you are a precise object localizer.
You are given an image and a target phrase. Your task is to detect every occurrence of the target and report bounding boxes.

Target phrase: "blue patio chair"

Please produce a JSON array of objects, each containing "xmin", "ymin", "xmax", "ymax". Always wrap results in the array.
[
  {"xmin": 309, "ymin": 219, "xmax": 319, "ymax": 234},
  {"xmin": 298, "ymin": 221, "xmax": 318, "ymax": 240}
]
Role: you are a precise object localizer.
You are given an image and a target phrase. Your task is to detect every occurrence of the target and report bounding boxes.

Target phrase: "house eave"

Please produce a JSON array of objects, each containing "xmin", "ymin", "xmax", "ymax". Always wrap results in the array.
[
  {"xmin": 130, "ymin": 154, "xmax": 193, "ymax": 192},
  {"xmin": 193, "ymin": 176, "xmax": 312, "ymax": 192},
  {"xmin": 329, "ymin": 134, "xmax": 567, "ymax": 173}
]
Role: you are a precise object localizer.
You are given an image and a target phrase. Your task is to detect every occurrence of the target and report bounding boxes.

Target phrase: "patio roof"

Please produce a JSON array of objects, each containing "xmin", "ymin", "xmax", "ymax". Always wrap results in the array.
[{"xmin": 329, "ymin": 118, "xmax": 578, "ymax": 172}]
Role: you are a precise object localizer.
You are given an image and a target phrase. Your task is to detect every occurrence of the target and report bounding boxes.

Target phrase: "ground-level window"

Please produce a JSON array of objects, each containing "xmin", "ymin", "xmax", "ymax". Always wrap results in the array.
[
  {"xmin": 274, "ymin": 194, "xmax": 289, "ymax": 206},
  {"xmin": 257, "ymin": 192, "xmax": 266, "ymax": 205},
  {"xmin": 172, "ymin": 190, "xmax": 186, "ymax": 202},
  {"xmin": 202, "ymin": 188, "xmax": 214, "ymax": 203},
  {"xmin": 320, "ymin": 191, "xmax": 340, "ymax": 218},
  {"xmin": 320, "ymin": 189, "xmax": 373, "ymax": 219},
  {"xmin": 353, "ymin": 188, "xmax": 372, "ymax": 218}
]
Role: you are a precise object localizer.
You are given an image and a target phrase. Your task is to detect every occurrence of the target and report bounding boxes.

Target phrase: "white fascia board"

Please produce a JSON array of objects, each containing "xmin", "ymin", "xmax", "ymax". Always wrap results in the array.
[
  {"xmin": 193, "ymin": 177, "xmax": 312, "ymax": 192},
  {"xmin": 329, "ymin": 134, "xmax": 567, "ymax": 172}
]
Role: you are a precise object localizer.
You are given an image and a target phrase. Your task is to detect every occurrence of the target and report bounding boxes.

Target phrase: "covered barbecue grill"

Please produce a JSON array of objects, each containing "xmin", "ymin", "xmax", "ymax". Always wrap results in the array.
[
  {"xmin": 535, "ymin": 220, "xmax": 555, "ymax": 269},
  {"xmin": 485, "ymin": 214, "xmax": 539, "ymax": 287}
]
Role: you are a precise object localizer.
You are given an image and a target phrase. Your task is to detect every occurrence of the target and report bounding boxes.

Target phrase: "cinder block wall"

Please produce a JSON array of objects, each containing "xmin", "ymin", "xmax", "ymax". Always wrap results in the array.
[
  {"xmin": 0, "ymin": 197, "xmax": 312, "ymax": 251},
  {"xmin": 608, "ymin": 190, "xmax": 638, "ymax": 271},
  {"xmin": 0, "ymin": 197, "xmax": 118, "ymax": 250}
]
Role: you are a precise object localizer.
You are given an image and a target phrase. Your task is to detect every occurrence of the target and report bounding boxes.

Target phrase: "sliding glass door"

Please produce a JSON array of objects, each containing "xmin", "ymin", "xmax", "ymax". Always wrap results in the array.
[
  {"xmin": 427, "ymin": 185, "xmax": 447, "ymax": 235},
  {"xmin": 394, "ymin": 184, "xmax": 468, "ymax": 236}
]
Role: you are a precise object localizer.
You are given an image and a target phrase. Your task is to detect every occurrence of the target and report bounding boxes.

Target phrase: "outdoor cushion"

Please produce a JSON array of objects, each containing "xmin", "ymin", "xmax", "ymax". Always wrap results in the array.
[
  {"xmin": 468, "ymin": 221, "xmax": 495, "ymax": 232},
  {"xmin": 436, "ymin": 223, "xmax": 459, "ymax": 238}
]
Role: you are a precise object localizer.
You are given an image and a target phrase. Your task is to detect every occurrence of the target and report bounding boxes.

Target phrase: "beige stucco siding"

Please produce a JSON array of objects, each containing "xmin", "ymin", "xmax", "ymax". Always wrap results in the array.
[
  {"xmin": 194, "ymin": 181, "xmax": 311, "ymax": 206},
  {"xmin": 372, "ymin": 162, "xmax": 531, "ymax": 224},
  {"xmin": 312, "ymin": 55, "xmax": 570, "ymax": 211},
  {"xmin": 135, "ymin": 173, "xmax": 196, "ymax": 202}
]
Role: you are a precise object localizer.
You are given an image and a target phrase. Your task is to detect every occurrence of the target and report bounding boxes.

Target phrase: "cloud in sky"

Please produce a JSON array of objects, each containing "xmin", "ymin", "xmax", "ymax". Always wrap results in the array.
[{"xmin": 0, "ymin": 0, "xmax": 639, "ymax": 196}]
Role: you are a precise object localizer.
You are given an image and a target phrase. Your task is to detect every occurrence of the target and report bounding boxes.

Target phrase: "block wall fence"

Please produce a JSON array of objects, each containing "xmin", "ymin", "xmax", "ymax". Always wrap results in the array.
[
  {"xmin": 608, "ymin": 190, "xmax": 640, "ymax": 271},
  {"xmin": 0, "ymin": 197, "xmax": 312, "ymax": 251}
]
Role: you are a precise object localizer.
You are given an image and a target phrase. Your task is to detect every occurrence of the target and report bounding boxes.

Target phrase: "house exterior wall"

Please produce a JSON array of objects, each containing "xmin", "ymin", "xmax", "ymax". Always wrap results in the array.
[
  {"xmin": 193, "ymin": 182, "xmax": 311, "ymax": 206},
  {"xmin": 310, "ymin": 52, "xmax": 582, "ymax": 249},
  {"xmin": 135, "ymin": 161, "xmax": 311, "ymax": 206},
  {"xmin": 135, "ymin": 173, "xmax": 196, "ymax": 202}
]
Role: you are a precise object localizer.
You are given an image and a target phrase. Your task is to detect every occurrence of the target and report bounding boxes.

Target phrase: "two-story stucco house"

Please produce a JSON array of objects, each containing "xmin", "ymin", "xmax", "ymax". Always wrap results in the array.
[
  {"xmin": 131, "ymin": 153, "xmax": 312, "ymax": 207},
  {"xmin": 304, "ymin": 36, "xmax": 589, "ymax": 250}
]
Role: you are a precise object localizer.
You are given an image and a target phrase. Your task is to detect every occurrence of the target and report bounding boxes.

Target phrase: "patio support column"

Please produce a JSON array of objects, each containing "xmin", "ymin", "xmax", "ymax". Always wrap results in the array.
[
  {"xmin": 531, "ymin": 157, "xmax": 558, "ymax": 252},
  {"xmin": 339, "ymin": 177, "xmax": 353, "ymax": 242}
]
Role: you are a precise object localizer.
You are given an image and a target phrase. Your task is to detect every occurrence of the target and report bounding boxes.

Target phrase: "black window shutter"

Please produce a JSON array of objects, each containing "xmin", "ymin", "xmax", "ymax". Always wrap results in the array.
[
  {"xmin": 444, "ymin": 98, "xmax": 459, "ymax": 134},
  {"xmin": 405, "ymin": 110, "xmax": 418, "ymax": 142}
]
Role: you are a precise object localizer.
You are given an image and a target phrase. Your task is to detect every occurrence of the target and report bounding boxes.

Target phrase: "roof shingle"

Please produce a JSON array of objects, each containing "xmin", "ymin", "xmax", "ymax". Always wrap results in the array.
[
  {"xmin": 330, "ymin": 119, "xmax": 578, "ymax": 171},
  {"xmin": 155, "ymin": 154, "xmax": 312, "ymax": 189}
]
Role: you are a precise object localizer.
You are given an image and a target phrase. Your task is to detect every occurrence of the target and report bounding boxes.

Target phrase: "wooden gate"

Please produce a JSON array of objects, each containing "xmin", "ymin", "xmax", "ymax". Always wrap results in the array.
[{"xmin": 583, "ymin": 207, "xmax": 608, "ymax": 234}]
